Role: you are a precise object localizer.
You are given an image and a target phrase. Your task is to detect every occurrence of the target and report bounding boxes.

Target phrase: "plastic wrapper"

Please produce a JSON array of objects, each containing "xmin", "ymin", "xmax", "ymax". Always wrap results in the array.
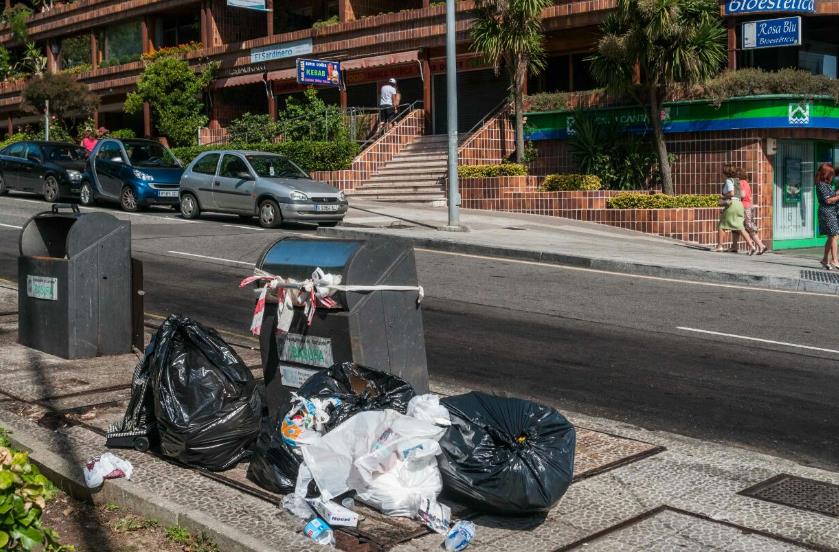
[
  {"xmin": 247, "ymin": 363, "xmax": 415, "ymax": 493},
  {"xmin": 110, "ymin": 315, "xmax": 262, "ymax": 471},
  {"xmin": 407, "ymin": 394, "xmax": 451, "ymax": 426},
  {"xmin": 437, "ymin": 392, "xmax": 576, "ymax": 514},
  {"xmin": 83, "ymin": 453, "xmax": 133, "ymax": 488}
]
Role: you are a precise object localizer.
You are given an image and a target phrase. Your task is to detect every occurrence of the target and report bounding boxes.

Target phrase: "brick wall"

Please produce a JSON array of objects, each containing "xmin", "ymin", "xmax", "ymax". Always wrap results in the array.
[{"xmin": 457, "ymin": 105, "xmax": 516, "ymax": 165}]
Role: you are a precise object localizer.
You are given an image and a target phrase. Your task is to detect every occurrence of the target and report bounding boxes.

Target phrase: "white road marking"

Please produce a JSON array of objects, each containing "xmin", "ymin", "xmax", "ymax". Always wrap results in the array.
[
  {"xmin": 0, "ymin": 223, "xmax": 22, "ymax": 229},
  {"xmin": 418, "ymin": 249, "xmax": 837, "ymax": 298},
  {"xmin": 676, "ymin": 327, "xmax": 839, "ymax": 355},
  {"xmin": 223, "ymin": 224, "xmax": 264, "ymax": 231},
  {"xmin": 167, "ymin": 250, "xmax": 255, "ymax": 266}
]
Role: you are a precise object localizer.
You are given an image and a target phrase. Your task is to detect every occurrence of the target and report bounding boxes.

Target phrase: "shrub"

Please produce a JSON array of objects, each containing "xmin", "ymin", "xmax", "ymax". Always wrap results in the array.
[
  {"xmin": 457, "ymin": 163, "xmax": 528, "ymax": 178},
  {"xmin": 697, "ymin": 68, "xmax": 839, "ymax": 106},
  {"xmin": 0, "ymin": 132, "xmax": 32, "ymax": 150},
  {"xmin": 542, "ymin": 174, "xmax": 601, "ymax": 191},
  {"xmin": 311, "ymin": 15, "xmax": 339, "ymax": 30},
  {"xmin": 524, "ymin": 92, "xmax": 571, "ymax": 112},
  {"xmin": 170, "ymin": 140, "xmax": 359, "ymax": 172},
  {"xmin": 228, "ymin": 113, "xmax": 279, "ymax": 144},
  {"xmin": 607, "ymin": 193, "xmax": 718, "ymax": 209},
  {"xmin": 142, "ymin": 42, "xmax": 203, "ymax": 62},
  {"xmin": 109, "ymin": 129, "xmax": 137, "ymax": 140},
  {"xmin": 276, "ymin": 88, "xmax": 347, "ymax": 142}
]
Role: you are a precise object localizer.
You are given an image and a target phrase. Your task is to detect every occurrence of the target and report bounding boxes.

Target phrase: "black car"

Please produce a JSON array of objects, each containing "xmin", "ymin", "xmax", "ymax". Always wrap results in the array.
[{"xmin": 0, "ymin": 140, "xmax": 87, "ymax": 202}]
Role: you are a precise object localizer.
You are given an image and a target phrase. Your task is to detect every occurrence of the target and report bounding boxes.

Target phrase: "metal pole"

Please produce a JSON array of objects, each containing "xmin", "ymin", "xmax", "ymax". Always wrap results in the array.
[
  {"xmin": 44, "ymin": 100, "xmax": 49, "ymax": 141},
  {"xmin": 445, "ymin": 0, "xmax": 459, "ymax": 228}
]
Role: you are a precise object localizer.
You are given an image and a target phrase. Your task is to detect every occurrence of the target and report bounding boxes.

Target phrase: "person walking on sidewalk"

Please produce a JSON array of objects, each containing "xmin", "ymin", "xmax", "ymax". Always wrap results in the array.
[
  {"xmin": 815, "ymin": 162, "xmax": 839, "ymax": 270},
  {"xmin": 712, "ymin": 165, "xmax": 755, "ymax": 254},
  {"xmin": 734, "ymin": 167, "xmax": 767, "ymax": 255}
]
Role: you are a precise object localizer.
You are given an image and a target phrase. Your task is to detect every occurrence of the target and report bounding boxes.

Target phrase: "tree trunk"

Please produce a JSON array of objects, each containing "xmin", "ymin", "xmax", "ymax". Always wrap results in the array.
[
  {"xmin": 513, "ymin": 63, "xmax": 526, "ymax": 164},
  {"xmin": 647, "ymin": 86, "xmax": 673, "ymax": 195}
]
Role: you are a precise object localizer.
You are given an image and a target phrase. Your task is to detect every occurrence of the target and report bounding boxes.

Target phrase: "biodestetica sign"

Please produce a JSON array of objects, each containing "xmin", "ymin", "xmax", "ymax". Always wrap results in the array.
[{"xmin": 725, "ymin": 0, "xmax": 815, "ymax": 14}]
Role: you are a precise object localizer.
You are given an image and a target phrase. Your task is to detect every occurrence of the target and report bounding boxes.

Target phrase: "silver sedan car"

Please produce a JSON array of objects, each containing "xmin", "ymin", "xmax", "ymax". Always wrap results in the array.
[{"xmin": 178, "ymin": 150, "xmax": 348, "ymax": 228}]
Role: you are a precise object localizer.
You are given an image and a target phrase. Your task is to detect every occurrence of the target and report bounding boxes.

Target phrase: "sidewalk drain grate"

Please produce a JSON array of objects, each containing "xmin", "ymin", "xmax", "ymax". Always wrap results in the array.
[
  {"xmin": 800, "ymin": 269, "xmax": 839, "ymax": 284},
  {"xmin": 740, "ymin": 474, "xmax": 839, "ymax": 518}
]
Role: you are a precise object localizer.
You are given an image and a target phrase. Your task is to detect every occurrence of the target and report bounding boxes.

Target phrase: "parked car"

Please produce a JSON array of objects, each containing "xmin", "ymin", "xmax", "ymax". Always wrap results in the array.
[
  {"xmin": 0, "ymin": 141, "xmax": 87, "ymax": 202},
  {"xmin": 178, "ymin": 150, "xmax": 348, "ymax": 228},
  {"xmin": 79, "ymin": 138, "xmax": 184, "ymax": 211}
]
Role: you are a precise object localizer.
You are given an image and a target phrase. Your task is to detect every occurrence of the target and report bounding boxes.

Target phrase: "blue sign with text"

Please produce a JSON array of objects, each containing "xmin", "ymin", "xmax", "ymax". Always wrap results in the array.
[
  {"xmin": 296, "ymin": 59, "xmax": 341, "ymax": 87},
  {"xmin": 742, "ymin": 16, "xmax": 802, "ymax": 49},
  {"xmin": 725, "ymin": 0, "xmax": 814, "ymax": 14}
]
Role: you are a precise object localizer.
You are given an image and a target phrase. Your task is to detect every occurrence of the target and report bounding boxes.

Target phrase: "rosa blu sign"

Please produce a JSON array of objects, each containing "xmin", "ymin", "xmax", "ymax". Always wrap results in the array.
[
  {"xmin": 742, "ymin": 16, "xmax": 802, "ymax": 49},
  {"xmin": 725, "ymin": 0, "xmax": 815, "ymax": 14}
]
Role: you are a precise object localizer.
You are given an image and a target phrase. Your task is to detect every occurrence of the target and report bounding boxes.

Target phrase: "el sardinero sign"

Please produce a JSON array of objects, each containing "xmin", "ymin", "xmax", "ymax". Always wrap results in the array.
[
  {"xmin": 297, "ymin": 59, "xmax": 341, "ymax": 87},
  {"xmin": 251, "ymin": 38, "xmax": 313, "ymax": 64},
  {"xmin": 724, "ymin": 0, "xmax": 815, "ymax": 15},
  {"xmin": 742, "ymin": 16, "xmax": 801, "ymax": 49}
]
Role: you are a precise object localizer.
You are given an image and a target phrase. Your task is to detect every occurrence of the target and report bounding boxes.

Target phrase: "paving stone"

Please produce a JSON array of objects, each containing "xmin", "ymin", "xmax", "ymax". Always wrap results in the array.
[{"xmin": 726, "ymin": 534, "xmax": 805, "ymax": 552}]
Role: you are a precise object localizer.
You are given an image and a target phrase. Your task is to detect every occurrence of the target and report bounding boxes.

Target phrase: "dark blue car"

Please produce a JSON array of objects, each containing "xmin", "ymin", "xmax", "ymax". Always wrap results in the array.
[{"xmin": 79, "ymin": 138, "xmax": 184, "ymax": 211}]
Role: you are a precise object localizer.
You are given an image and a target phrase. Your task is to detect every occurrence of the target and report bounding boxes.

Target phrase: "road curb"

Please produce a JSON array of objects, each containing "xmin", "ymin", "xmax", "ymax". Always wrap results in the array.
[
  {"xmin": 0, "ymin": 421, "xmax": 276, "ymax": 552},
  {"xmin": 318, "ymin": 226, "xmax": 839, "ymax": 295}
]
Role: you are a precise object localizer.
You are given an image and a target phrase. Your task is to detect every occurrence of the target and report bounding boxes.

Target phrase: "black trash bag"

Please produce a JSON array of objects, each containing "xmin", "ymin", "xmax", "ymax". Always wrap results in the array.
[
  {"xmin": 437, "ymin": 392, "xmax": 576, "ymax": 514},
  {"xmin": 110, "ymin": 315, "xmax": 262, "ymax": 471},
  {"xmin": 246, "ymin": 362, "xmax": 415, "ymax": 493}
]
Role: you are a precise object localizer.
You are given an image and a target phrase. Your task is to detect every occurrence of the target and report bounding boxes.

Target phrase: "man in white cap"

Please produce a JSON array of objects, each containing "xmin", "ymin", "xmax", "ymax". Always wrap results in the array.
[{"xmin": 379, "ymin": 78, "xmax": 399, "ymax": 130}]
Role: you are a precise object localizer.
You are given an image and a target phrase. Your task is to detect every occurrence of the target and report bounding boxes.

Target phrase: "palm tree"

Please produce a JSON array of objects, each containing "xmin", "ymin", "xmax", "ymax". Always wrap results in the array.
[
  {"xmin": 589, "ymin": 0, "xmax": 725, "ymax": 194},
  {"xmin": 471, "ymin": 0, "xmax": 552, "ymax": 164}
]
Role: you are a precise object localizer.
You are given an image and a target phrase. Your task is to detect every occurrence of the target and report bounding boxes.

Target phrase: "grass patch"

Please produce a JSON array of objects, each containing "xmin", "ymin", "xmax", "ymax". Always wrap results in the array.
[
  {"xmin": 110, "ymin": 515, "xmax": 160, "ymax": 533},
  {"xmin": 166, "ymin": 525, "xmax": 219, "ymax": 552}
]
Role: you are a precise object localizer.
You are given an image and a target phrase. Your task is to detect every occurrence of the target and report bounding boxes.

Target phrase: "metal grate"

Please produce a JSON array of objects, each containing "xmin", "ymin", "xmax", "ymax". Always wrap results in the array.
[
  {"xmin": 740, "ymin": 474, "xmax": 839, "ymax": 518},
  {"xmin": 800, "ymin": 269, "xmax": 839, "ymax": 284}
]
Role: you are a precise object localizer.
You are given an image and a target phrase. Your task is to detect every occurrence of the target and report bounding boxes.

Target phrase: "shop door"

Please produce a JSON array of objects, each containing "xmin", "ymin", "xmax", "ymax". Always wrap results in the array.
[{"xmin": 773, "ymin": 141, "xmax": 815, "ymax": 243}]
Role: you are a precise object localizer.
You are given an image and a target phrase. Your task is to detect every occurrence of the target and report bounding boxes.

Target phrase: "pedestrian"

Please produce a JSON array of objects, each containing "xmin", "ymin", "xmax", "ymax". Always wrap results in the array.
[
  {"xmin": 712, "ymin": 165, "xmax": 755, "ymax": 253},
  {"xmin": 97, "ymin": 126, "xmax": 109, "ymax": 139},
  {"xmin": 735, "ymin": 167, "xmax": 767, "ymax": 255},
  {"xmin": 815, "ymin": 162, "xmax": 839, "ymax": 270},
  {"xmin": 378, "ymin": 78, "xmax": 398, "ymax": 129},
  {"xmin": 80, "ymin": 127, "xmax": 97, "ymax": 152}
]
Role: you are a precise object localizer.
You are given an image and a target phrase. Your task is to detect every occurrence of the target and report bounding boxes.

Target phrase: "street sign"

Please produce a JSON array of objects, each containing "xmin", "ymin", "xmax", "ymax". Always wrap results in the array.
[
  {"xmin": 296, "ymin": 59, "xmax": 341, "ymax": 87},
  {"xmin": 742, "ymin": 16, "xmax": 802, "ymax": 49},
  {"xmin": 251, "ymin": 39, "xmax": 313, "ymax": 64},
  {"xmin": 725, "ymin": 0, "xmax": 814, "ymax": 15}
]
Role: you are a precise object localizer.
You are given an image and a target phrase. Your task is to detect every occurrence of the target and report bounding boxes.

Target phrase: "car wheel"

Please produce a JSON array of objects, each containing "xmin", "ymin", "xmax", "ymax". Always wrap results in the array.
[
  {"xmin": 180, "ymin": 193, "xmax": 200, "ymax": 220},
  {"xmin": 79, "ymin": 182, "xmax": 94, "ymax": 206},
  {"xmin": 43, "ymin": 176, "xmax": 60, "ymax": 202},
  {"xmin": 0, "ymin": 173, "xmax": 6, "ymax": 196},
  {"xmin": 258, "ymin": 199, "xmax": 282, "ymax": 229},
  {"xmin": 120, "ymin": 186, "xmax": 140, "ymax": 212}
]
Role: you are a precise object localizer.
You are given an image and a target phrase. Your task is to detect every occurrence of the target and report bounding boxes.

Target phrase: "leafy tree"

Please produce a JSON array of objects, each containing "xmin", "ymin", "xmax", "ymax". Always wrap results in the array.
[
  {"xmin": 470, "ymin": 0, "xmax": 552, "ymax": 163},
  {"xmin": 22, "ymin": 72, "xmax": 99, "ymax": 127},
  {"xmin": 3, "ymin": 4, "xmax": 32, "ymax": 44},
  {"xmin": 276, "ymin": 88, "xmax": 346, "ymax": 142},
  {"xmin": 589, "ymin": 0, "xmax": 726, "ymax": 194},
  {"xmin": 124, "ymin": 55, "xmax": 216, "ymax": 146}
]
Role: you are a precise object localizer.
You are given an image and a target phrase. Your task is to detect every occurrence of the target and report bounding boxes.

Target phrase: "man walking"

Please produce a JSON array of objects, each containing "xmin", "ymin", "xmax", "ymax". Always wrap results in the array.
[{"xmin": 379, "ymin": 78, "xmax": 399, "ymax": 130}]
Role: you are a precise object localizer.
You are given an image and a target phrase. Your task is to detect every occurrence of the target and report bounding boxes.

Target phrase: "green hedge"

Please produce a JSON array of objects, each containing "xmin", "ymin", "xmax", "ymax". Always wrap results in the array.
[
  {"xmin": 457, "ymin": 163, "xmax": 528, "ymax": 178},
  {"xmin": 170, "ymin": 140, "xmax": 359, "ymax": 172},
  {"xmin": 542, "ymin": 174, "xmax": 601, "ymax": 191},
  {"xmin": 607, "ymin": 193, "xmax": 719, "ymax": 209}
]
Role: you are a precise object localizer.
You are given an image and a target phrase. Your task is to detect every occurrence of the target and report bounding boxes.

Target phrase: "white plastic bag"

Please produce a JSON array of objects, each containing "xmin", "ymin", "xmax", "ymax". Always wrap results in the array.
[
  {"xmin": 407, "ymin": 395, "xmax": 451, "ymax": 426},
  {"xmin": 83, "ymin": 452, "xmax": 133, "ymax": 489},
  {"xmin": 301, "ymin": 409, "xmax": 445, "ymax": 516}
]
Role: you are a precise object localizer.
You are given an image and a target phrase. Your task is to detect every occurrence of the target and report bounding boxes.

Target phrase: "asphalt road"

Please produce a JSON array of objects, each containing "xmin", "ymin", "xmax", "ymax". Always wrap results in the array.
[{"xmin": 1, "ymin": 193, "xmax": 837, "ymax": 471}]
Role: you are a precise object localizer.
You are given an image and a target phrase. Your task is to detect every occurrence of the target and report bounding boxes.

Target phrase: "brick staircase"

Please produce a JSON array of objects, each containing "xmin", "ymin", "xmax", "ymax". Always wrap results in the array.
[{"xmin": 350, "ymin": 135, "xmax": 453, "ymax": 206}]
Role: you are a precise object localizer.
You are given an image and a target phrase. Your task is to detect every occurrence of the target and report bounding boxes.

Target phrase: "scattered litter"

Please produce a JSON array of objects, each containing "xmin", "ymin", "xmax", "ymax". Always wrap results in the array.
[
  {"xmin": 307, "ymin": 497, "xmax": 359, "ymax": 527},
  {"xmin": 407, "ymin": 394, "xmax": 451, "ymax": 426},
  {"xmin": 83, "ymin": 453, "xmax": 133, "ymax": 489},
  {"xmin": 438, "ymin": 392, "xmax": 576, "ymax": 514},
  {"xmin": 444, "ymin": 520, "xmax": 475, "ymax": 552},
  {"xmin": 303, "ymin": 517, "xmax": 335, "ymax": 546},
  {"xmin": 340, "ymin": 497, "xmax": 355, "ymax": 509},
  {"xmin": 417, "ymin": 497, "xmax": 451, "ymax": 534},
  {"xmin": 79, "ymin": 409, "xmax": 98, "ymax": 421},
  {"xmin": 282, "ymin": 493, "xmax": 313, "ymax": 520}
]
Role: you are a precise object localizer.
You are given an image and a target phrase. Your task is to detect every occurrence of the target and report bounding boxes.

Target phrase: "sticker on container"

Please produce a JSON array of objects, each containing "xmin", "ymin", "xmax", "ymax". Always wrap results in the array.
[
  {"xmin": 279, "ymin": 365, "xmax": 320, "ymax": 388},
  {"xmin": 280, "ymin": 334, "xmax": 333, "ymax": 368},
  {"xmin": 26, "ymin": 275, "xmax": 58, "ymax": 301}
]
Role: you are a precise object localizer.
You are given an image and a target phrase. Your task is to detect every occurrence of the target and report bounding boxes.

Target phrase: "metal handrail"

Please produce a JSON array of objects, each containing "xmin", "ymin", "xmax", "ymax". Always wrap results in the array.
[
  {"xmin": 462, "ymin": 95, "xmax": 512, "ymax": 139},
  {"xmin": 356, "ymin": 100, "xmax": 424, "ymax": 151}
]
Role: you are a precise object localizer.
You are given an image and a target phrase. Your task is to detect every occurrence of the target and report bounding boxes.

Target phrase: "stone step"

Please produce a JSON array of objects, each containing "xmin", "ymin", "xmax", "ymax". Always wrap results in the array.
[
  {"xmin": 349, "ymin": 192, "xmax": 447, "ymax": 204},
  {"xmin": 350, "ymin": 187, "xmax": 445, "ymax": 198},
  {"xmin": 385, "ymin": 154, "xmax": 449, "ymax": 163},
  {"xmin": 366, "ymin": 174, "xmax": 444, "ymax": 183},
  {"xmin": 373, "ymin": 166, "xmax": 448, "ymax": 175},
  {"xmin": 355, "ymin": 182, "xmax": 444, "ymax": 192}
]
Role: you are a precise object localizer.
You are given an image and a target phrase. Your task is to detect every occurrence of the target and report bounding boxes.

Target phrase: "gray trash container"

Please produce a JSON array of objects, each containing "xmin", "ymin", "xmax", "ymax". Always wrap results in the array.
[
  {"xmin": 255, "ymin": 237, "xmax": 428, "ymax": 418},
  {"xmin": 18, "ymin": 204, "xmax": 132, "ymax": 359}
]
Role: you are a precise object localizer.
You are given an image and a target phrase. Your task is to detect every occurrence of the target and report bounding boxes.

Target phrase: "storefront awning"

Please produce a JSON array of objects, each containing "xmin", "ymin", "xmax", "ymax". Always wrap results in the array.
[
  {"xmin": 341, "ymin": 50, "xmax": 421, "ymax": 71},
  {"xmin": 266, "ymin": 68, "xmax": 297, "ymax": 81},
  {"xmin": 212, "ymin": 73, "xmax": 265, "ymax": 89}
]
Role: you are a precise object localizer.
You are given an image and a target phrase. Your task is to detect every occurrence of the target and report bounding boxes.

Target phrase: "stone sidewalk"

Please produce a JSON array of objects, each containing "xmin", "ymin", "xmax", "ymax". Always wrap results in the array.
[
  {"xmin": 0, "ymin": 283, "xmax": 837, "ymax": 551},
  {"xmin": 324, "ymin": 200, "xmax": 839, "ymax": 295}
]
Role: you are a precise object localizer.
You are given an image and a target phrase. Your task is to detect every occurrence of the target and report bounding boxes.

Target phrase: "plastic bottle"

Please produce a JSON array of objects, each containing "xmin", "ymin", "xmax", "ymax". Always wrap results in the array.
[
  {"xmin": 303, "ymin": 517, "xmax": 335, "ymax": 546},
  {"xmin": 444, "ymin": 520, "xmax": 475, "ymax": 551}
]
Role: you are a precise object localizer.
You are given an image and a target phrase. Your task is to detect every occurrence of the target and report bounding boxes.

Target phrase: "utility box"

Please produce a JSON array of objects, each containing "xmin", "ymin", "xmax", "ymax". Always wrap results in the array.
[
  {"xmin": 18, "ymin": 204, "xmax": 132, "ymax": 359},
  {"xmin": 256, "ymin": 237, "xmax": 428, "ymax": 418}
]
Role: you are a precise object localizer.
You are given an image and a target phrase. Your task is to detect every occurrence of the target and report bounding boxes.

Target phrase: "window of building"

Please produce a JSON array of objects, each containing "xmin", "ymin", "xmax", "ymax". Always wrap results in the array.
[
  {"xmin": 799, "ymin": 50, "xmax": 838, "ymax": 79},
  {"xmin": 60, "ymin": 34, "xmax": 91, "ymax": 70},
  {"xmin": 99, "ymin": 21, "xmax": 142, "ymax": 68},
  {"xmin": 156, "ymin": 13, "xmax": 201, "ymax": 48}
]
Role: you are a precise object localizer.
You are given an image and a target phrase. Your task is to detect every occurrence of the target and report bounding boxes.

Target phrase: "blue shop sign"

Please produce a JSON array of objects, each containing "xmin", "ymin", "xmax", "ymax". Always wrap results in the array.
[
  {"xmin": 725, "ymin": 0, "xmax": 815, "ymax": 14},
  {"xmin": 742, "ymin": 16, "xmax": 802, "ymax": 49},
  {"xmin": 297, "ymin": 59, "xmax": 342, "ymax": 87}
]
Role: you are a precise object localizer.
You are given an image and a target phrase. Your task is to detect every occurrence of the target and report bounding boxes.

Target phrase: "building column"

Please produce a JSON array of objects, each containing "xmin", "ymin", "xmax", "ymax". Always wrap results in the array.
[
  {"xmin": 338, "ymin": 0, "xmax": 351, "ymax": 22},
  {"xmin": 568, "ymin": 56, "xmax": 574, "ymax": 91},
  {"xmin": 339, "ymin": 87, "xmax": 348, "ymax": 109},
  {"xmin": 727, "ymin": 22, "xmax": 737, "ymax": 70},
  {"xmin": 140, "ymin": 16, "xmax": 152, "ymax": 54},
  {"xmin": 200, "ymin": 1, "xmax": 208, "ymax": 45},
  {"xmin": 90, "ymin": 32, "xmax": 98, "ymax": 70},
  {"xmin": 143, "ymin": 102, "xmax": 152, "ymax": 138},
  {"xmin": 46, "ymin": 41, "xmax": 58, "ymax": 73},
  {"xmin": 92, "ymin": 111, "xmax": 99, "ymax": 127},
  {"xmin": 266, "ymin": 0, "xmax": 274, "ymax": 35},
  {"xmin": 422, "ymin": 55, "xmax": 432, "ymax": 133},
  {"xmin": 422, "ymin": 0, "xmax": 430, "ymax": 7},
  {"xmin": 3, "ymin": 0, "xmax": 9, "ymax": 9},
  {"xmin": 6, "ymin": 113, "xmax": 12, "ymax": 136},
  {"xmin": 267, "ymin": 90, "xmax": 277, "ymax": 120}
]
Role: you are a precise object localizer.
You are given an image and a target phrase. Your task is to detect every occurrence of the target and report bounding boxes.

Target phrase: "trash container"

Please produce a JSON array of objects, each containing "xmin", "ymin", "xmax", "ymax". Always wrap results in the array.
[
  {"xmin": 255, "ymin": 237, "xmax": 428, "ymax": 418},
  {"xmin": 18, "ymin": 204, "xmax": 132, "ymax": 359}
]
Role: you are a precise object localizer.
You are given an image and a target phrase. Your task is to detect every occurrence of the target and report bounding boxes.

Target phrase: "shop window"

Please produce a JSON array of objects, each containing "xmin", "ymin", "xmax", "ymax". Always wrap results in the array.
[
  {"xmin": 570, "ymin": 54, "xmax": 597, "ymax": 91},
  {"xmin": 274, "ymin": 0, "xmax": 339, "ymax": 33},
  {"xmin": 98, "ymin": 21, "xmax": 142, "ymax": 68},
  {"xmin": 528, "ymin": 55, "xmax": 572, "ymax": 93},
  {"xmin": 60, "ymin": 34, "xmax": 91, "ymax": 71},
  {"xmin": 156, "ymin": 13, "xmax": 201, "ymax": 49},
  {"xmin": 799, "ymin": 50, "xmax": 838, "ymax": 79}
]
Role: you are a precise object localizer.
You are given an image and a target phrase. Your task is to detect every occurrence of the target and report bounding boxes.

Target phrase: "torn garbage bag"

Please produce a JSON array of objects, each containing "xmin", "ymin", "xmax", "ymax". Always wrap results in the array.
[
  {"xmin": 301, "ymin": 409, "xmax": 445, "ymax": 516},
  {"xmin": 437, "ymin": 392, "xmax": 576, "ymax": 514},
  {"xmin": 247, "ymin": 363, "xmax": 416, "ymax": 493},
  {"xmin": 109, "ymin": 315, "xmax": 262, "ymax": 471}
]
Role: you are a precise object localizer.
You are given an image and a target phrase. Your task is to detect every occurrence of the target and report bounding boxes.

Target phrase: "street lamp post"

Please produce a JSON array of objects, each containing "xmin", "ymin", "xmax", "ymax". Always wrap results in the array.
[{"xmin": 445, "ymin": 0, "xmax": 459, "ymax": 228}]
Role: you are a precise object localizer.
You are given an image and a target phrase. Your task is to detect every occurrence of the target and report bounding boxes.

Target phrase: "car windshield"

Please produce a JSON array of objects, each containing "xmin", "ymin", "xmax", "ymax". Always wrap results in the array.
[
  {"xmin": 45, "ymin": 145, "xmax": 87, "ymax": 162},
  {"xmin": 246, "ymin": 154, "xmax": 307, "ymax": 179},
  {"xmin": 124, "ymin": 141, "xmax": 180, "ymax": 168}
]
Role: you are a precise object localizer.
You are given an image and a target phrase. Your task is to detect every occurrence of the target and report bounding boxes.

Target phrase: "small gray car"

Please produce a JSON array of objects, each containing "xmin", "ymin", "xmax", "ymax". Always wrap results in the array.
[{"xmin": 178, "ymin": 150, "xmax": 348, "ymax": 228}]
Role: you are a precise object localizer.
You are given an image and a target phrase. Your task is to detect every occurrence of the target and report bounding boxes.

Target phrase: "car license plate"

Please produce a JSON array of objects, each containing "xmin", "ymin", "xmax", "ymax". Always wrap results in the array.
[
  {"xmin": 315, "ymin": 204, "xmax": 340, "ymax": 212},
  {"xmin": 158, "ymin": 190, "xmax": 178, "ymax": 198}
]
